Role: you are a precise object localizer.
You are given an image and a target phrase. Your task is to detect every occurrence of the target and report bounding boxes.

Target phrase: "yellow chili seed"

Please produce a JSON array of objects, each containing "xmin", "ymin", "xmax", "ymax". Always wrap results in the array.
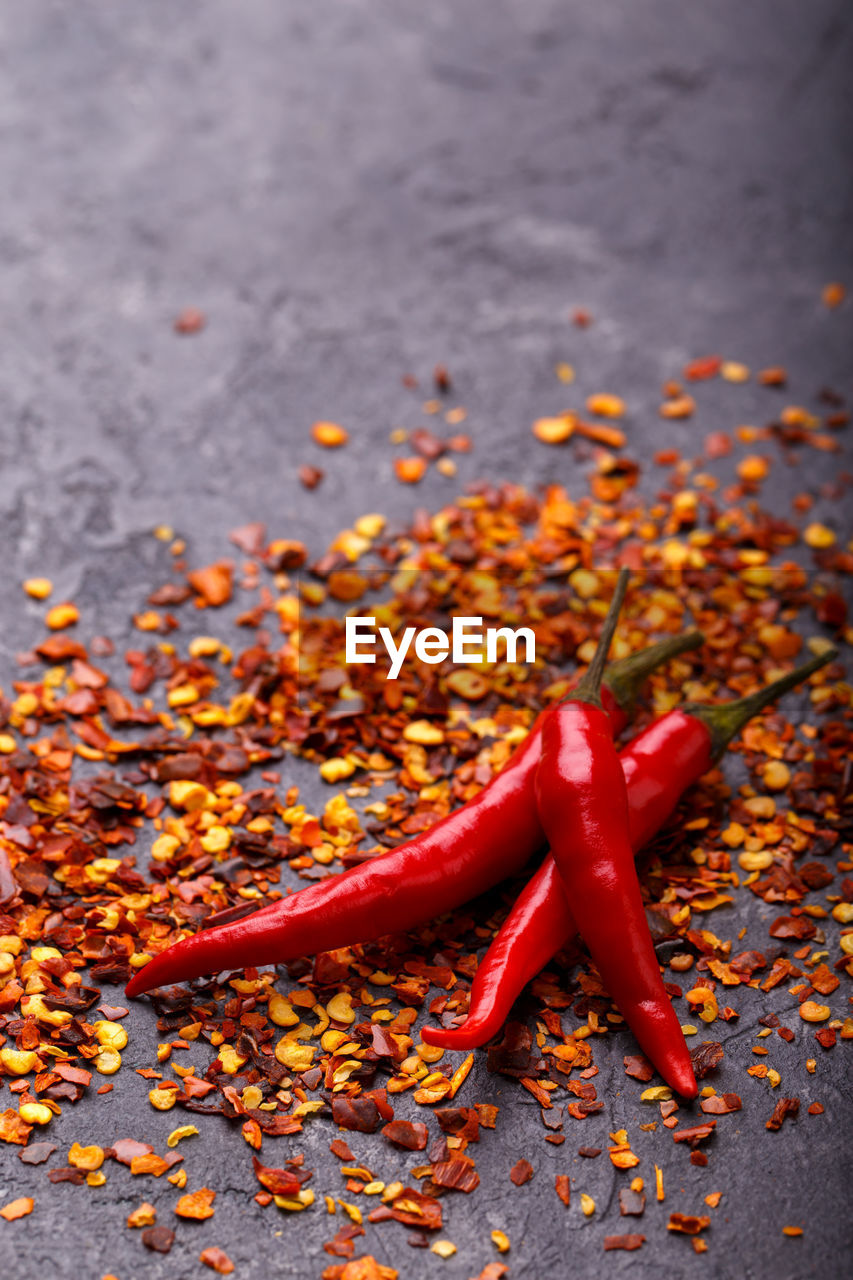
[
  {"xmin": 20, "ymin": 1103, "xmax": 53, "ymax": 1125},
  {"xmin": 45, "ymin": 602, "xmax": 79, "ymax": 629},
  {"xmin": 149, "ymin": 1088, "xmax": 177, "ymax": 1111},
  {"xmin": 799, "ymin": 1001, "xmax": 830, "ymax": 1023},
  {"xmin": 94, "ymin": 1021, "xmax": 128, "ymax": 1051},
  {"xmin": 431, "ymin": 1240, "xmax": 457, "ymax": 1259},
  {"xmin": 0, "ymin": 1048, "xmax": 38, "ymax": 1075},
  {"xmin": 94, "ymin": 1050, "xmax": 122, "ymax": 1075},
  {"xmin": 311, "ymin": 421, "xmax": 348, "ymax": 448}
]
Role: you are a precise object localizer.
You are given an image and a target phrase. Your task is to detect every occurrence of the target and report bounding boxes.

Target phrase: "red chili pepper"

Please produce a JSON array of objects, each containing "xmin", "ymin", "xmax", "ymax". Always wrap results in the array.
[
  {"xmin": 423, "ymin": 648, "xmax": 837, "ymax": 1065},
  {"xmin": 531, "ymin": 569, "xmax": 699, "ymax": 1096},
  {"xmin": 125, "ymin": 631, "xmax": 701, "ymax": 998}
]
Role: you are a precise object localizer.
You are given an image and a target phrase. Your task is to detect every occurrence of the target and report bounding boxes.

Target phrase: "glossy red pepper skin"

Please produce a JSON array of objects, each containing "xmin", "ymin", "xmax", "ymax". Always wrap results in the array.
[
  {"xmin": 126, "ymin": 686, "xmax": 628, "ymax": 998},
  {"xmin": 534, "ymin": 701, "xmax": 698, "ymax": 1098},
  {"xmin": 422, "ymin": 710, "xmax": 710, "ymax": 1051}
]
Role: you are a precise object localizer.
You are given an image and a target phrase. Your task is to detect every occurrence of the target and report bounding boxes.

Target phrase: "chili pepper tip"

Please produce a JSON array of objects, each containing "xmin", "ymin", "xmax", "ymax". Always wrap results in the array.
[
  {"xmin": 683, "ymin": 645, "xmax": 838, "ymax": 760},
  {"xmin": 569, "ymin": 567, "xmax": 631, "ymax": 707}
]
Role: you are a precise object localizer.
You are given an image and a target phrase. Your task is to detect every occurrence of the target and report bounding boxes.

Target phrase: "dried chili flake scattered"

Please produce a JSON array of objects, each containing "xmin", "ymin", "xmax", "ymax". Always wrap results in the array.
[
  {"xmin": 322, "ymin": 1258, "xmax": 399, "ymax": 1280},
  {"xmin": 604, "ymin": 1234, "xmax": 645, "ymax": 1251},
  {"xmin": 127, "ymin": 1202, "xmax": 157, "ymax": 1228},
  {"xmin": 766, "ymin": 1098, "xmax": 800, "ymax": 1131},
  {"xmin": 700, "ymin": 1093, "xmax": 742, "ymax": 1115},
  {"xmin": 381, "ymin": 1120, "xmax": 428, "ymax": 1151},
  {"xmin": 0, "ymin": 1197, "xmax": 34, "ymax": 1221},
  {"xmin": 509, "ymin": 1158, "xmax": 533, "ymax": 1186},
  {"xmin": 141, "ymin": 1226, "xmax": 175, "ymax": 1253},
  {"xmin": 690, "ymin": 1042, "xmax": 724, "ymax": 1078},
  {"xmin": 18, "ymin": 1143, "xmax": 56, "ymax": 1166},
  {"xmin": 312, "ymin": 422, "xmax": 349, "ymax": 448},
  {"xmin": 174, "ymin": 308, "xmax": 205, "ymax": 334},
  {"xmin": 175, "ymin": 1187, "xmax": 216, "ymax": 1220},
  {"xmin": 623, "ymin": 1053, "xmax": 654, "ymax": 1082},
  {"xmin": 619, "ymin": 1188, "xmax": 646, "ymax": 1216},
  {"xmin": 200, "ymin": 1247, "xmax": 236, "ymax": 1274},
  {"xmin": 668, "ymin": 1213, "xmax": 711, "ymax": 1235},
  {"xmin": 431, "ymin": 1159, "xmax": 480, "ymax": 1194},
  {"xmin": 394, "ymin": 457, "xmax": 428, "ymax": 484}
]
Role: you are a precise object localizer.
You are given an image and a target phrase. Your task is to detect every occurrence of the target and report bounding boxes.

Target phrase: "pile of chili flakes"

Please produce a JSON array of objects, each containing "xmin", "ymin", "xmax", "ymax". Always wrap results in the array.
[{"xmin": 1, "ymin": 357, "xmax": 851, "ymax": 1277}]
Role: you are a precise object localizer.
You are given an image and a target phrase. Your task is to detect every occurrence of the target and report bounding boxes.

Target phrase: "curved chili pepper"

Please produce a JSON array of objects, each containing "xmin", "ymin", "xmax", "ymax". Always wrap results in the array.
[
  {"xmin": 531, "ymin": 569, "xmax": 699, "ymax": 1096},
  {"xmin": 424, "ymin": 647, "xmax": 837, "ymax": 1064},
  {"xmin": 126, "ymin": 630, "xmax": 702, "ymax": 997}
]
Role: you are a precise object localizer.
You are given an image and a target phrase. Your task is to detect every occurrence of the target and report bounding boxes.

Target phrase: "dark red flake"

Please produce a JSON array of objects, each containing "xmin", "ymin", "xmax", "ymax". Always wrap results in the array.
[
  {"xmin": 623, "ymin": 1053, "xmax": 654, "ymax": 1082},
  {"xmin": 48, "ymin": 1168, "xmax": 85, "ymax": 1184},
  {"xmin": 109, "ymin": 1139, "xmax": 154, "ymax": 1166},
  {"xmin": 252, "ymin": 1155, "xmax": 302, "ymax": 1196},
  {"xmin": 142, "ymin": 1226, "xmax": 175, "ymax": 1253},
  {"xmin": 690, "ymin": 1042, "xmax": 724, "ymax": 1078},
  {"xmin": 329, "ymin": 1139, "xmax": 354, "ymax": 1162},
  {"xmin": 381, "ymin": 1121, "xmax": 428, "ymax": 1151},
  {"xmin": 431, "ymin": 1159, "xmax": 480, "ymax": 1193},
  {"xmin": 769, "ymin": 916, "xmax": 816, "ymax": 940},
  {"xmin": 323, "ymin": 1224, "xmax": 365, "ymax": 1258},
  {"xmin": 672, "ymin": 1121, "xmax": 717, "ymax": 1145},
  {"xmin": 578, "ymin": 1147, "xmax": 602, "ymax": 1158},
  {"xmin": 298, "ymin": 465, "xmax": 324, "ymax": 490},
  {"xmin": 18, "ymin": 1143, "xmax": 57, "ymax": 1165},
  {"xmin": 604, "ymin": 1234, "xmax": 645, "ymax": 1251},
  {"xmin": 509, "ymin": 1159, "xmax": 534, "ymax": 1186},
  {"xmin": 668, "ymin": 1213, "xmax": 710, "ymax": 1235},
  {"xmin": 766, "ymin": 1097, "xmax": 800, "ymax": 1131},
  {"xmin": 555, "ymin": 1176, "xmax": 571, "ymax": 1207},
  {"xmin": 368, "ymin": 1188, "xmax": 442, "ymax": 1230},
  {"xmin": 330, "ymin": 1096, "xmax": 382, "ymax": 1133}
]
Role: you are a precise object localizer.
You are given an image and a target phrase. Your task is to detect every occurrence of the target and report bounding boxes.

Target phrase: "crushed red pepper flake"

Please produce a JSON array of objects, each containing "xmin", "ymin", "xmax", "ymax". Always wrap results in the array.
[
  {"xmin": 0, "ymin": 356, "xmax": 849, "ymax": 1269},
  {"xmin": 200, "ymin": 1246, "xmax": 236, "ymax": 1274},
  {"xmin": 604, "ymin": 1234, "xmax": 645, "ymax": 1251},
  {"xmin": 0, "ymin": 1197, "xmax": 34, "ymax": 1221},
  {"xmin": 509, "ymin": 1158, "xmax": 534, "ymax": 1186},
  {"xmin": 175, "ymin": 1187, "xmax": 217, "ymax": 1220},
  {"xmin": 141, "ymin": 1226, "xmax": 176, "ymax": 1253},
  {"xmin": 668, "ymin": 1213, "xmax": 711, "ymax": 1235},
  {"xmin": 766, "ymin": 1098, "xmax": 800, "ymax": 1131}
]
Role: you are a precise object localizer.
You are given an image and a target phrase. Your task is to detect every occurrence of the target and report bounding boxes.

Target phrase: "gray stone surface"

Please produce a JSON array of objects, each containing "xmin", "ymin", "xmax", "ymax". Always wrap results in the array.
[{"xmin": 0, "ymin": 2, "xmax": 851, "ymax": 1278}]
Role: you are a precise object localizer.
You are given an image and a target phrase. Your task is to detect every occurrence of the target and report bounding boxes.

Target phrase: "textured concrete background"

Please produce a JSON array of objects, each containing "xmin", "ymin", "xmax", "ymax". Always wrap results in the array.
[{"xmin": 1, "ymin": 2, "xmax": 851, "ymax": 1277}]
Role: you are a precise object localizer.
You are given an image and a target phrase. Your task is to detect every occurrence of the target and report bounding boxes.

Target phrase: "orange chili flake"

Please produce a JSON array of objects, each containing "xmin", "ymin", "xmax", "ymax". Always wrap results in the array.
[
  {"xmin": 312, "ymin": 421, "xmax": 349, "ymax": 448},
  {"xmin": 660, "ymin": 395, "xmax": 696, "ymax": 419},
  {"xmin": 200, "ymin": 1247, "xmax": 236, "ymax": 1274},
  {"xmin": 175, "ymin": 1187, "xmax": 217, "ymax": 1220},
  {"xmin": 0, "ymin": 1197, "xmax": 34, "ymax": 1221},
  {"xmin": 187, "ymin": 562, "xmax": 234, "ymax": 606},
  {"xmin": 393, "ymin": 456, "xmax": 428, "ymax": 483},
  {"xmin": 586, "ymin": 393, "xmax": 625, "ymax": 418},
  {"xmin": 127, "ymin": 1202, "xmax": 157, "ymax": 1228},
  {"xmin": 532, "ymin": 415, "xmax": 575, "ymax": 444}
]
